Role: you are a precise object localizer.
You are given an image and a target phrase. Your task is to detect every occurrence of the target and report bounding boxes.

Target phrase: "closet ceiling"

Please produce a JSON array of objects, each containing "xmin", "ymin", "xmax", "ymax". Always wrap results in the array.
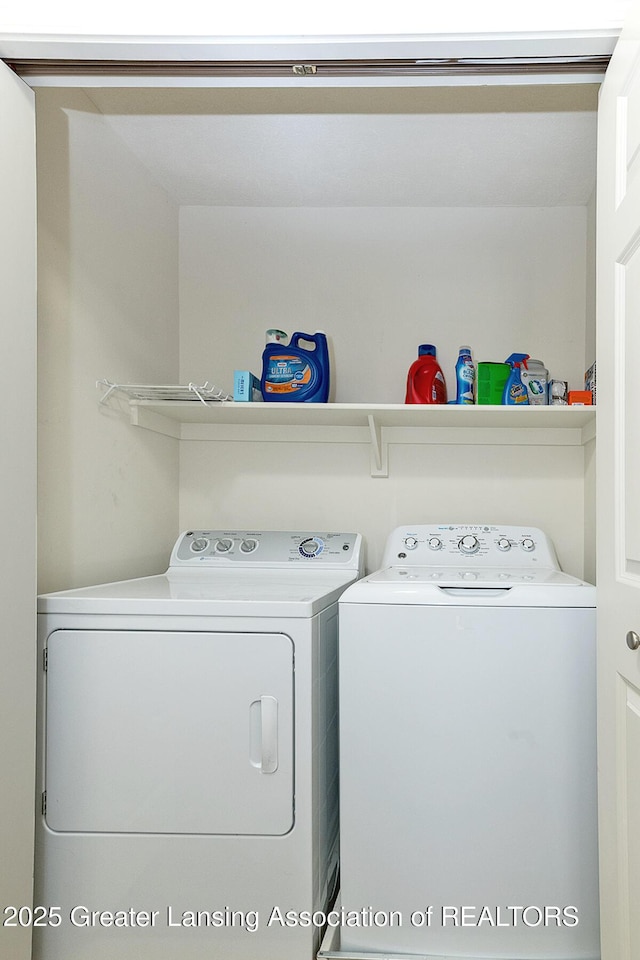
[{"xmin": 81, "ymin": 84, "xmax": 598, "ymax": 207}]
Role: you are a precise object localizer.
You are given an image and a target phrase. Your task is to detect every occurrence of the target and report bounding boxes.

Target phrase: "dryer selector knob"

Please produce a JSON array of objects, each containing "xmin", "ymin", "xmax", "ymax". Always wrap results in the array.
[
  {"xmin": 299, "ymin": 538, "xmax": 323, "ymax": 558},
  {"xmin": 214, "ymin": 538, "xmax": 234, "ymax": 553},
  {"xmin": 521, "ymin": 537, "xmax": 536, "ymax": 552},
  {"xmin": 428, "ymin": 537, "xmax": 443, "ymax": 551},
  {"xmin": 403, "ymin": 537, "xmax": 419, "ymax": 550},
  {"xmin": 190, "ymin": 537, "xmax": 210, "ymax": 553},
  {"xmin": 458, "ymin": 535, "xmax": 480, "ymax": 555},
  {"xmin": 497, "ymin": 538, "xmax": 512, "ymax": 552}
]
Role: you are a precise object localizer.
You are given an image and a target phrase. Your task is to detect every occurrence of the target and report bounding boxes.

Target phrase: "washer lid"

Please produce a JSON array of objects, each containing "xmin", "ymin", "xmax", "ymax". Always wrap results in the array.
[
  {"xmin": 340, "ymin": 566, "xmax": 596, "ymax": 607},
  {"xmin": 367, "ymin": 566, "xmax": 585, "ymax": 586}
]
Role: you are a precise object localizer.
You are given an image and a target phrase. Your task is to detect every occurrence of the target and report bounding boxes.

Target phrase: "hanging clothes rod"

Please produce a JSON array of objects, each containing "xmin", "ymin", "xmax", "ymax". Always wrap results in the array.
[{"xmin": 4, "ymin": 54, "xmax": 611, "ymax": 79}]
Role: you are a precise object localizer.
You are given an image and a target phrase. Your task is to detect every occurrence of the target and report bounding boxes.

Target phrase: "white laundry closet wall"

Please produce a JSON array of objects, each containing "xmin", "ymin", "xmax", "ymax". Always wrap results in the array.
[{"xmin": 36, "ymin": 88, "xmax": 180, "ymax": 593}]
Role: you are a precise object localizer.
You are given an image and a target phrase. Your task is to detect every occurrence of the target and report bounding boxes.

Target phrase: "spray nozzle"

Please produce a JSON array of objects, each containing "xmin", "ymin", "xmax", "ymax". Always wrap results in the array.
[{"xmin": 505, "ymin": 353, "xmax": 530, "ymax": 369}]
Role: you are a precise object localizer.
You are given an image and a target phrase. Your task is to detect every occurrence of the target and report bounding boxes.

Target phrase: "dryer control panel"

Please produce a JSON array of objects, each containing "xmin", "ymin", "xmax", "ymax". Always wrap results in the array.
[
  {"xmin": 382, "ymin": 524, "xmax": 559, "ymax": 569},
  {"xmin": 171, "ymin": 530, "xmax": 363, "ymax": 571}
]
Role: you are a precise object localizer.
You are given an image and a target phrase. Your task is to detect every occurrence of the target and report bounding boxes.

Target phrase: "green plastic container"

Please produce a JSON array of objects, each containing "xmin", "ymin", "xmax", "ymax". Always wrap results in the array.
[{"xmin": 477, "ymin": 362, "xmax": 510, "ymax": 405}]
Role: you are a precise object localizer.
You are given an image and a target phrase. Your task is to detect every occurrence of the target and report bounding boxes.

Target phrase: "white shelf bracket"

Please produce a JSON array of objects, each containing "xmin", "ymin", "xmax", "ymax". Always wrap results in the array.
[{"xmin": 368, "ymin": 414, "xmax": 388, "ymax": 478}]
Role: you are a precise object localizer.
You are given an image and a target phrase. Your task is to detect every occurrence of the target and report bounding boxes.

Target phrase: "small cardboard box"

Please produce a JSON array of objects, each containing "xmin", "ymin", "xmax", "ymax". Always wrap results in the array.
[
  {"xmin": 568, "ymin": 390, "xmax": 593, "ymax": 406},
  {"xmin": 233, "ymin": 371, "xmax": 262, "ymax": 402}
]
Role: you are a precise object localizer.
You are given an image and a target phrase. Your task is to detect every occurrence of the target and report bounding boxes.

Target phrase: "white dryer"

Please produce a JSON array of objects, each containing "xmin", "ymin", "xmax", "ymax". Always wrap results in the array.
[
  {"xmin": 34, "ymin": 529, "xmax": 363, "ymax": 960},
  {"xmin": 335, "ymin": 524, "xmax": 598, "ymax": 960}
]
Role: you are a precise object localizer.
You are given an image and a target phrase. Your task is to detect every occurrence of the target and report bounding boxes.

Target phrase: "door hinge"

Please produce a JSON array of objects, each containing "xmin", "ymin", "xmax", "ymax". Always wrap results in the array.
[
  {"xmin": 41, "ymin": 791, "xmax": 47, "ymax": 816},
  {"xmin": 43, "ymin": 648, "xmax": 48, "ymax": 671}
]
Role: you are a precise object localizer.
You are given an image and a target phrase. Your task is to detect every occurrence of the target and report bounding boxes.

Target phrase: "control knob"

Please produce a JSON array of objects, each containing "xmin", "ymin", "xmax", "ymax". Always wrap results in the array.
[
  {"xmin": 458, "ymin": 535, "xmax": 480, "ymax": 555},
  {"xmin": 190, "ymin": 537, "xmax": 209, "ymax": 553},
  {"xmin": 497, "ymin": 537, "xmax": 511, "ymax": 552},
  {"xmin": 239, "ymin": 538, "xmax": 258, "ymax": 554},
  {"xmin": 403, "ymin": 537, "xmax": 419, "ymax": 550},
  {"xmin": 214, "ymin": 538, "xmax": 234, "ymax": 553},
  {"xmin": 300, "ymin": 538, "xmax": 322, "ymax": 558},
  {"xmin": 521, "ymin": 537, "xmax": 536, "ymax": 553},
  {"xmin": 428, "ymin": 537, "xmax": 443, "ymax": 551}
]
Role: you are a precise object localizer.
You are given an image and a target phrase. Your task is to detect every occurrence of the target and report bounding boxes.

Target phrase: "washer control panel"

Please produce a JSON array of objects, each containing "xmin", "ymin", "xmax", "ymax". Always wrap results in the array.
[
  {"xmin": 171, "ymin": 530, "xmax": 362, "ymax": 569},
  {"xmin": 387, "ymin": 525, "xmax": 559, "ymax": 569}
]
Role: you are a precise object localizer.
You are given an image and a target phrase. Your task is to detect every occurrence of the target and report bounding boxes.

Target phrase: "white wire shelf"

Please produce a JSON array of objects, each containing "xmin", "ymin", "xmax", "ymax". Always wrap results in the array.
[{"xmin": 97, "ymin": 379, "xmax": 233, "ymax": 405}]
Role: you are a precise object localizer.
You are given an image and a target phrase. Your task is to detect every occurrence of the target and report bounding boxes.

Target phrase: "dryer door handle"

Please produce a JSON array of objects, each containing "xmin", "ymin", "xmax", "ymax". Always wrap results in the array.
[
  {"xmin": 260, "ymin": 695, "xmax": 279, "ymax": 774},
  {"xmin": 250, "ymin": 696, "xmax": 279, "ymax": 774}
]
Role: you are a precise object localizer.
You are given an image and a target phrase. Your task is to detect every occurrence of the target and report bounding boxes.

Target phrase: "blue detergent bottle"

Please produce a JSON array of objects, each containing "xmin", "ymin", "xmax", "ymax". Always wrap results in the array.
[
  {"xmin": 502, "ymin": 353, "xmax": 530, "ymax": 405},
  {"xmin": 260, "ymin": 330, "xmax": 330, "ymax": 403},
  {"xmin": 455, "ymin": 345, "xmax": 475, "ymax": 404}
]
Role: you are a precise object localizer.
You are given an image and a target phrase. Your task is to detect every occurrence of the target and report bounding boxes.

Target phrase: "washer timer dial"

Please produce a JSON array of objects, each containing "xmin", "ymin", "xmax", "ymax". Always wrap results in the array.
[{"xmin": 458, "ymin": 535, "xmax": 480, "ymax": 555}]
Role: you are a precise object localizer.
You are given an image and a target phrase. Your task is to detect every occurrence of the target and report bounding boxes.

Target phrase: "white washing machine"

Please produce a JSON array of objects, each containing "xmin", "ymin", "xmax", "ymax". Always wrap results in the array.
[
  {"xmin": 334, "ymin": 524, "xmax": 598, "ymax": 960},
  {"xmin": 34, "ymin": 529, "xmax": 363, "ymax": 960}
]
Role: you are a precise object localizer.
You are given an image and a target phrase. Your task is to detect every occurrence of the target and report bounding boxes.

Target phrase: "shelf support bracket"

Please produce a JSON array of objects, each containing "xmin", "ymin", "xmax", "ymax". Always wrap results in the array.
[{"xmin": 368, "ymin": 414, "xmax": 388, "ymax": 478}]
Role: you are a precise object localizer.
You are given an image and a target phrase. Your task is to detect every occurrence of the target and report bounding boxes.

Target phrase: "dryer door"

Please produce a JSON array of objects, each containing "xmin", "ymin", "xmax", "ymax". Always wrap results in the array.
[{"xmin": 44, "ymin": 630, "xmax": 294, "ymax": 835}]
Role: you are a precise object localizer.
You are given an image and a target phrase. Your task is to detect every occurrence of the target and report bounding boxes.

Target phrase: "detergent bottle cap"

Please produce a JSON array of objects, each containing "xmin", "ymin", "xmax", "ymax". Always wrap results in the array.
[
  {"xmin": 505, "ymin": 352, "xmax": 530, "ymax": 369},
  {"xmin": 418, "ymin": 344, "xmax": 437, "ymax": 357},
  {"xmin": 266, "ymin": 328, "xmax": 289, "ymax": 344}
]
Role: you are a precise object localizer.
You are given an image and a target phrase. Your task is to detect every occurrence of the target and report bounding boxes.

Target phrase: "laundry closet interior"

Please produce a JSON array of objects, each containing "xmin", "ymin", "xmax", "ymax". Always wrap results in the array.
[{"xmin": 32, "ymin": 73, "xmax": 598, "ymax": 594}]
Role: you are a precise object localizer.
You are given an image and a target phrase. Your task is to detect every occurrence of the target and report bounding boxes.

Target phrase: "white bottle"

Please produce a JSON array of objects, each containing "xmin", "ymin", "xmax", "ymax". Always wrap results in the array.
[{"xmin": 521, "ymin": 359, "xmax": 548, "ymax": 405}]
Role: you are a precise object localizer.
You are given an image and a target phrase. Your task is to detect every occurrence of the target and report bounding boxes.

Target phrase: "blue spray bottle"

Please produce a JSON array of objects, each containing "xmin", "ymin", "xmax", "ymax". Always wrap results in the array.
[
  {"xmin": 502, "ymin": 353, "xmax": 530, "ymax": 405},
  {"xmin": 455, "ymin": 346, "xmax": 475, "ymax": 404}
]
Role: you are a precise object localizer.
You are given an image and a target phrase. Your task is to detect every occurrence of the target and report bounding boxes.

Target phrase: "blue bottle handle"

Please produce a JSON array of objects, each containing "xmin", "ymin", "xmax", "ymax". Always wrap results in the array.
[{"xmin": 290, "ymin": 332, "xmax": 323, "ymax": 350}]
